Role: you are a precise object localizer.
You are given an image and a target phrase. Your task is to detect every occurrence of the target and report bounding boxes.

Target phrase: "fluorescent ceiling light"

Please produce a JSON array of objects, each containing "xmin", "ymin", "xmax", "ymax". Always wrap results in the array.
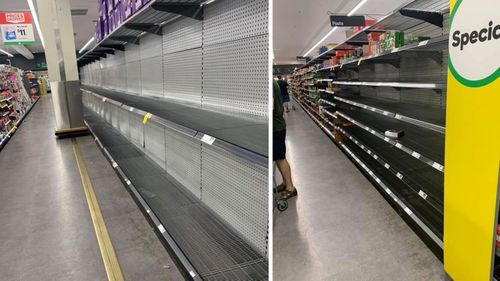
[
  {"xmin": 201, "ymin": 0, "xmax": 216, "ymax": 5},
  {"xmin": 0, "ymin": 49, "xmax": 14, "ymax": 57},
  {"xmin": 79, "ymin": 37, "xmax": 95, "ymax": 54},
  {"xmin": 347, "ymin": 0, "xmax": 369, "ymax": 16},
  {"xmin": 27, "ymin": 0, "xmax": 45, "ymax": 49},
  {"xmin": 303, "ymin": 0, "xmax": 369, "ymax": 57}
]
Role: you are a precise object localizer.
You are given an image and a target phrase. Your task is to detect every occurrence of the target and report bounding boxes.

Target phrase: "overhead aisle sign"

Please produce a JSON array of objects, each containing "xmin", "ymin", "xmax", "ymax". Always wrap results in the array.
[
  {"xmin": 444, "ymin": 0, "xmax": 500, "ymax": 280},
  {"xmin": 0, "ymin": 12, "xmax": 35, "ymax": 45}
]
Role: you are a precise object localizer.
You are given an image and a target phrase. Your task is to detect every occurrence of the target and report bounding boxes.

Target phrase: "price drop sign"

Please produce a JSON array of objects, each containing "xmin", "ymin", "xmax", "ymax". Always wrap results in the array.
[{"xmin": 0, "ymin": 12, "xmax": 35, "ymax": 45}]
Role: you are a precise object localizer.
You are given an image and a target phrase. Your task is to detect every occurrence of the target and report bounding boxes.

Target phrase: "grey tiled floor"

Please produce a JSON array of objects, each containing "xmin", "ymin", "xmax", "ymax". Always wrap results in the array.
[
  {"xmin": 0, "ymin": 95, "xmax": 183, "ymax": 281},
  {"xmin": 273, "ymin": 102, "xmax": 445, "ymax": 281}
]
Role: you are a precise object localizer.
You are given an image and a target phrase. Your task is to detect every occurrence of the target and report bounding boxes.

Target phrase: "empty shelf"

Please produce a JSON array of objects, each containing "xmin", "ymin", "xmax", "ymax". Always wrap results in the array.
[
  {"xmin": 334, "ymin": 93, "xmax": 445, "ymax": 133},
  {"xmin": 85, "ymin": 111, "xmax": 268, "ymax": 281},
  {"xmin": 81, "ymin": 85, "xmax": 268, "ymax": 159}
]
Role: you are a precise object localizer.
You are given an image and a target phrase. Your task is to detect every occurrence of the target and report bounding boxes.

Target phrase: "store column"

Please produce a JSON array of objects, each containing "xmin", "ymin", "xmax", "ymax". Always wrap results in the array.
[{"xmin": 36, "ymin": 0, "xmax": 87, "ymax": 136}]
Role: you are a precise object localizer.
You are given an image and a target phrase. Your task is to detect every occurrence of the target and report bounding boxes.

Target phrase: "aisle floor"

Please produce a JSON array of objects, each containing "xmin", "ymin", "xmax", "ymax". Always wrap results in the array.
[
  {"xmin": 0, "ymin": 95, "xmax": 183, "ymax": 281},
  {"xmin": 273, "ymin": 101, "xmax": 444, "ymax": 281}
]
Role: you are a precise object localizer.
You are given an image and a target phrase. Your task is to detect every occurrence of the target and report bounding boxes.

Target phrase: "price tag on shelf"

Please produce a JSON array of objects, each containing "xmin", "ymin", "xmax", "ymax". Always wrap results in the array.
[
  {"xmin": 418, "ymin": 190, "xmax": 428, "ymax": 199},
  {"xmin": 418, "ymin": 40, "xmax": 429, "ymax": 47},
  {"xmin": 111, "ymin": 161, "xmax": 118, "ymax": 168},
  {"xmin": 157, "ymin": 224, "xmax": 166, "ymax": 234},
  {"xmin": 395, "ymin": 143, "xmax": 403, "ymax": 149},
  {"xmin": 102, "ymin": 97, "xmax": 107, "ymax": 102},
  {"xmin": 142, "ymin": 113, "xmax": 152, "ymax": 125},
  {"xmin": 404, "ymin": 207, "xmax": 413, "ymax": 215},
  {"xmin": 201, "ymin": 134, "xmax": 216, "ymax": 145},
  {"xmin": 432, "ymin": 162, "xmax": 444, "ymax": 172}
]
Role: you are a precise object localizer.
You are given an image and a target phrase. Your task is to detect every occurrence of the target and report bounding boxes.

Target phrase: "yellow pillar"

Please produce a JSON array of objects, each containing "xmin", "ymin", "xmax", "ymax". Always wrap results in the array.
[{"xmin": 444, "ymin": 0, "xmax": 500, "ymax": 280}]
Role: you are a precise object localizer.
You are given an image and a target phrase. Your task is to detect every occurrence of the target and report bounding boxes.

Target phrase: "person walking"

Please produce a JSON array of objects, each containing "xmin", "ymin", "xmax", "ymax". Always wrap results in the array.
[
  {"xmin": 273, "ymin": 79, "xmax": 297, "ymax": 200},
  {"xmin": 277, "ymin": 75, "xmax": 291, "ymax": 113}
]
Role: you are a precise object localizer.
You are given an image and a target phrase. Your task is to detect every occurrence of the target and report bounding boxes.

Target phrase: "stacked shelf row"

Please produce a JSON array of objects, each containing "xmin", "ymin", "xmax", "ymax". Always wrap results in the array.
[
  {"xmin": 0, "ymin": 65, "xmax": 39, "ymax": 150},
  {"xmin": 290, "ymin": 0, "xmax": 449, "ymax": 258}
]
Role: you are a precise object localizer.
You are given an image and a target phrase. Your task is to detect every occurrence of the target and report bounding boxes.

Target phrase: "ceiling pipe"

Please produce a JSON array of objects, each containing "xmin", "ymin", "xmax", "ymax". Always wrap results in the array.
[{"xmin": 11, "ymin": 45, "xmax": 35, "ymax": 60}]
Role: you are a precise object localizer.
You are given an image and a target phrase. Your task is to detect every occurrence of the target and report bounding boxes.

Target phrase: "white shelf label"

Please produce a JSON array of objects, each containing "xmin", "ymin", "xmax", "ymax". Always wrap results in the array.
[
  {"xmin": 189, "ymin": 271, "xmax": 196, "ymax": 278},
  {"xmin": 373, "ymin": 155, "xmax": 378, "ymax": 160},
  {"xmin": 125, "ymin": 179, "xmax": 131, "ymax": 185},
  {"xmin": 432, "ymin": 162, "xmax": 444, "ymax": 172},
  {"xmin": 395, "ymin": 143, "xmax": 403, "ymax": 148},
  {"xmin": 129, "ymin": 107, "xmax": 134, "ymax": 112},
  {"xmin": 411, "ymin": 151, "xmax": 421, "ymax": 159},
  {"xmin": 375, "ymin": 177, "xmax": 381, "ymax": 183},
  {"xmin": 112, "ymin": 161, "xmax": 118, "ymax": 168},
  {"xmin": 384, "ymin": 163, "xmax": 390, "ymax": 169},
  {"xmin": 383, "ymin": 111, "xmax": 389, "ymax": 115},
  {"xmin": 158, "ymin": 224, "xmax": 166, "ymax": 233},
  {"xmin": 201, "ymin": 134, "xmax": 216, "ymax": 145},
  {"xmin": 385, "ymin": 188, "xmax": 392, "ymax": 194},
  {"xmin": 404, "ymin": 207, "xmax": 413, "ymax": 215},
  {"xmin": 384, "ymin": 137, "xmax": 390, "ymax": 142},
  {"xmin": 395, "ymin": 114, "xmax": 402, "ymax": 120},
  {"xmin": 396, "ymin": 173, "xmax": 403, "ymax": 179},
  {"xmin": 418, "ymin": 190, "xmax": 428, "ymax": 199},
  {"xmin": 418, "ymin": 40, "xmax": 429, "ymax": 46}
]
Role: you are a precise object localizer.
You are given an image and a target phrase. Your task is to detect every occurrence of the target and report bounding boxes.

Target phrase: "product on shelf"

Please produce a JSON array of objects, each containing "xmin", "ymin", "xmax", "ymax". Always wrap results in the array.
[
  {"xmin": 379, "ymin": 31, "xmax": 405, "ymax": 52},
  {"xmin": 366, "ymin": 32, "xmax": 384, "ymax": 56},
  {"xmin": 0, "ymin": 65, "xmax": 37, "ymax": 145}
]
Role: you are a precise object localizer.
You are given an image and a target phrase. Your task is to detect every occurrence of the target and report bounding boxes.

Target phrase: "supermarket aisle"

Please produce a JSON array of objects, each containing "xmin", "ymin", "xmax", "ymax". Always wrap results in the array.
[
  {"xmin": 273, "ymin": 101, "xmax": 444, "ymax": 281},
  {"xmin": 0, "ymin": 95, "xmax": 183, "ymax": 281}
]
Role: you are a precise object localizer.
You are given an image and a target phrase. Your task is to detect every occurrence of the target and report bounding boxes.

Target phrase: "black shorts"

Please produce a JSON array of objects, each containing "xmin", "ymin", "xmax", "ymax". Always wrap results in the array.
[{"xmin": 273, "ymin": 130, "xmax": 286, "ymax": 161}]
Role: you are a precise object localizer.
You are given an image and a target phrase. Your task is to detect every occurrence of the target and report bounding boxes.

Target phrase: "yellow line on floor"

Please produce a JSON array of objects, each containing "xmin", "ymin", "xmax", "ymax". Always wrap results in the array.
[{"xmin": 71, "ymin": 138, "xmax": 124, "ymax": 281}]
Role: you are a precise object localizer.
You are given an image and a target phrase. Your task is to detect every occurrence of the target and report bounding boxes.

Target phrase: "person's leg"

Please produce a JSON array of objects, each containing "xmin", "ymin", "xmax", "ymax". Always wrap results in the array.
[
  {"xmin": 284, "ymin": 102, "xmax": 290, "ymax": 112},
  {"xmin": 276, "ymin": 158, "xmax": 295, "ymax": 192}
]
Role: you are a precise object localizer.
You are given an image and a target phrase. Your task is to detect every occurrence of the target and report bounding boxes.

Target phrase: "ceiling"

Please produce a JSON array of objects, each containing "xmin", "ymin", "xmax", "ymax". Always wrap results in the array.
[
  {"xmin": 273, "ymin": 0, "xmax": 411, "ymax": 64},
  {"xmin": 0, "ymin": 0, "xmax": 97, "ymax": 56}
]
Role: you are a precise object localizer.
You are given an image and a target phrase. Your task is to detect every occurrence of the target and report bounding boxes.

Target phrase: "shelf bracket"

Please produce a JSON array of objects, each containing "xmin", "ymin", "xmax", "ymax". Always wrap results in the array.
[
  {"xmin": 93, "ymin": 49, "xmax": 115, "ymax": 55},
  {"xmin": 124, "ymin": 23, "xmax": 162, "ymax": 36},
  {"xmin": 100, "ymin": 44, "xmax": 125, "ymax": 51},
  {"xmin": 151, "ymin": 3, "xmax": 203, "ymax": 20},
  {"xmin": 399, "ymin": 9, "xmax": 443, "ymax": 28},
  {"xmin": 109, "ymin": 36, "xmax": 140, "ymax": 45},
  {"xmin": 89, "ymin": 52, "xmax": 107, "ymax": 58}
]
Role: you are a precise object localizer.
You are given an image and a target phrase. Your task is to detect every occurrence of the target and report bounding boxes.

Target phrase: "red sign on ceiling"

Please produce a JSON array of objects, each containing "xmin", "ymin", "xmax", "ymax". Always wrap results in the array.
[{"xmin": 0, "ymin": 12, "xmax": 32, "ymax": 25}]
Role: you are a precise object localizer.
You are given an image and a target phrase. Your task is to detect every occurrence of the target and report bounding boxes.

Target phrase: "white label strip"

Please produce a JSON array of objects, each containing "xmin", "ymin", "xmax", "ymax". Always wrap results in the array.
[
  {"xmin": 112, "ymin": 161, "xmax": 118, "ymax": 168},
  {"xmin": 201, "ymin": 134, "xmax": 216, "ymax": 145},
  {"xmin": 418, "ymin": 40, "xmax": 429, "ymax": 46},
  {"xmin": 395, "ymin": 143, "xmax": 403, "ymax": 148},
  {"xmin": 412, "ymin": 152, "xmax": 421, "ymax": 159},
  {"xmin": 432, "ymin": 162, "xmax": 444, "ymax": 172},
  {"xmin": 189, "ymin": 271, "xmax": 196, "ymax": 278},
  {"xmin": 396, "ymin": 173, "xmax": 403, "ymax": 179},
  {"xmin": 384, "ymin": 163, "xmax": 390, "ymax": 169},
  {"xmin": 404, "ymin": 207, "xmax": 413, "ymax": 215},
  {"xmin": 158, "ymin": 224, "xmax": 166, "ymax": 233},
  {"xmin": 418, "ymin": 190, "xmax": 428, "ymax": 199},
  {"xmin": 125, "ymin": 179, "xmax": 131, "ymax": 185},
  {"xmin": 385, "ymin": 188, "xmax": 392, "ymax": 194}
]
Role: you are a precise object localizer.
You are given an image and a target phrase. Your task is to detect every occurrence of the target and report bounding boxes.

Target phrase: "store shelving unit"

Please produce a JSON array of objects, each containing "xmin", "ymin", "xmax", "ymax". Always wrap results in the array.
[
  {"xmin": 79, "ymin": 0, "xmax": 269, "ymax": 280},
  {"xmin": 78, "ymin": 0, "xmax": 205, "ymax": 66},
  {"xmin": 290, "ymin": 0, "xmax": 448, "ymax": 257},
  {"xmin": 0, "ymin": 65, "xmax": 39, "ymax": 151}
]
